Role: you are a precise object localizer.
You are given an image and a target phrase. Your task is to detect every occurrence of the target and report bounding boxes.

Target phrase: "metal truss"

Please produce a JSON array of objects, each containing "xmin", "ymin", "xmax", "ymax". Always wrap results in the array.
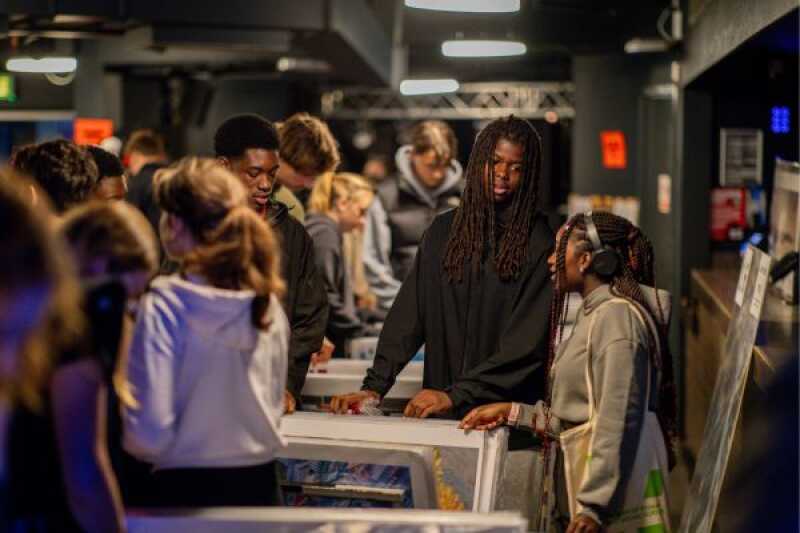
[{"xmin": 320, "ymin": 82, "xmax": 575, "ymax": 120}]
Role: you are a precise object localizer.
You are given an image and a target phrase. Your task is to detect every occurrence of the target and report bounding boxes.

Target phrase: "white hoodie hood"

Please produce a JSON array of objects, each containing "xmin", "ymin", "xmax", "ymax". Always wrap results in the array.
[{"xmin": 123, "ymin": 275, "xmax": 289, "ymax": 470}]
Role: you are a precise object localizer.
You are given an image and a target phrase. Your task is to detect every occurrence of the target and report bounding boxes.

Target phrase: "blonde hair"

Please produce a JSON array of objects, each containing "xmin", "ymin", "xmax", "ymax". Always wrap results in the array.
[
  {"xmin": 0, "ymin": 168, "xmax": 84, "ymax": 410},
  {"xmin": 411, "ymin": 120, "xmax": 457, "ymax": 165},
  {"xmin": 308, "ymin": 172, "xmax": 373, "ymax": 215},
  {"xmin": 154, "ymin": 157, "xmax": 284, "ymax": 328},
  {"xmin": 279, "ymin": 112, "xmax": 340, "ymax": 176}
]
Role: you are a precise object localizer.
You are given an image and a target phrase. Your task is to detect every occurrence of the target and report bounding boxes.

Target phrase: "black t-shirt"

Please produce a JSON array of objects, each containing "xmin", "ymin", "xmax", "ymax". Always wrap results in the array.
[{"xmin": 3, "ymin": 280, "xmax": 148, "ymax": 530}]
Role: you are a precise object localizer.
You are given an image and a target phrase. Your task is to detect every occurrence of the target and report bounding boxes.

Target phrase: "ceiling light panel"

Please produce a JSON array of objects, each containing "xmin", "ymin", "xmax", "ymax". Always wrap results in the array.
[
  {"xmin": 442, "ymin": 40, "xmax": 526, "ymax": 57},
  {"xmin": 399, "ymin": 79, "xmax": 459, "ymax": 95},
  {"xmin": 405, "ymin": 0, "xmax": 520, "ymax": 13}
]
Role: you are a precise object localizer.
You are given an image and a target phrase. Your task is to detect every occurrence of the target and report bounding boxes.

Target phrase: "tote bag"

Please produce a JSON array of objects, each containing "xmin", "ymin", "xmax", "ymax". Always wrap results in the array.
[{"xmin": 559, "ymin": 298, "xmax": 671, "ymax": 533}]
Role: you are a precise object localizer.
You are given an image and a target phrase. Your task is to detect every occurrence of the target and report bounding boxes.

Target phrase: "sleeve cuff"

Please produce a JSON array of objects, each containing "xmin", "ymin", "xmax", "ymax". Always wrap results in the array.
[{"xmin": 576, "ymin": 508, "xmax": 603, "ymax": 526}]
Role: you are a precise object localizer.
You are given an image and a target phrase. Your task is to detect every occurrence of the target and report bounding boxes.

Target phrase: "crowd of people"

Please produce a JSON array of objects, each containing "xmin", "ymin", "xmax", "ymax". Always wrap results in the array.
[{"xmin": 0, "ymin": 112, "xmax": 676, "ymax": 533}]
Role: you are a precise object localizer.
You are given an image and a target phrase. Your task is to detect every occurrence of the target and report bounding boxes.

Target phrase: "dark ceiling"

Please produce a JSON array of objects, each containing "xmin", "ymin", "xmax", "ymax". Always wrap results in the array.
[{"xmin": 0, "ymin": 0, "xmax": 673, "ymax": 85}]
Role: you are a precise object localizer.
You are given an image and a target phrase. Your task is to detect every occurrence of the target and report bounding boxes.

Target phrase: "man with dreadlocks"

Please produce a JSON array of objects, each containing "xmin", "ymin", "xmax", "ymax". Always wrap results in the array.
[
  {"xmin": 460, "ymin": 212, "xmax": 676, "ymax": 532},
  {"xmin": 331, "ymin": 115, "xmax": 553, "ymax": 419}
]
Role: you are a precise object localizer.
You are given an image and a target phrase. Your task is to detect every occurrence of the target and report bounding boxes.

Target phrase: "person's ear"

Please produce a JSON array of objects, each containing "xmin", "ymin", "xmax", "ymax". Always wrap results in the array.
[
  {"xmin": 578, "ymin": 251, "xmax": 593, "ymax": 275},
  {"xmin": 217, "ymin": 156, "xmax": 231, "ymax": 170}
]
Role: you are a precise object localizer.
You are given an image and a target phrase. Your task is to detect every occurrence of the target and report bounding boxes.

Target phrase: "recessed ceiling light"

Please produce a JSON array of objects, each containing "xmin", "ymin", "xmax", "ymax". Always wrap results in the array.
[
  {"xmin": 405, "ymin": 0, "xmax": 520, "ymax": 13},
  {"xmin": 442, "ymin": 40, "xmax": 526, "ymax": 57},
  {"xmin": 6, "ymin": 57, "xmax": 78, "ymax": 73},
  {"xmin": 399, "ymin": 79, "xmax": 459, "ymax": 96}
]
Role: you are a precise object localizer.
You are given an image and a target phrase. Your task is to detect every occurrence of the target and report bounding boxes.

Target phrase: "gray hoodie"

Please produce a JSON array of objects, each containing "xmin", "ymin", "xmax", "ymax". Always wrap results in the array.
[
  {"xmin": 123, "ymin": 275, "xmax": 289, "ymax": 470},
  {"xmin": 516, "ymin": 284, "xmax": 671, "ymax": 525},
  {"xmin": 363, "ymin": 145, "xmax": 463, "ymax": 309}
]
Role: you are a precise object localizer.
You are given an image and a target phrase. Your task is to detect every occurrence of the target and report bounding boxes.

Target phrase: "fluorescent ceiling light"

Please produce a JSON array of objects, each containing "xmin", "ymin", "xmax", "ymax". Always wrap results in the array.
[
  {"xmin": 6, "ymin": 57, "xmax": 77, "ymax": 73},
  {"xmin": 405, "ymin": 0, "xmax": 520, "ymax": 13},
  {"xmin": 624, "ymin": 38, "xmax": 670, "ymax": 54},
  {"xmin": 442, "ymin": 40, "xmax": 526, "ymax": 57},
  {"xmin": 400, "ymin": 79, "xmax": 459, "ymax": 96}
]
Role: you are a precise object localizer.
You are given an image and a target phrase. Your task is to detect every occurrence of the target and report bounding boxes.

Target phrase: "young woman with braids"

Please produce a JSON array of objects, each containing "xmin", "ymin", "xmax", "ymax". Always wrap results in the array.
[
  {"xmin": 122, "ymin": 157, "xmax": 290, "ymax": 507},
  {"xmin": 331, "ymin": 116, "xmax": 554, "ymax": 419},
  {"xmin": 460, "ymin": 211, "xmax": 676, "ymax": 533}
]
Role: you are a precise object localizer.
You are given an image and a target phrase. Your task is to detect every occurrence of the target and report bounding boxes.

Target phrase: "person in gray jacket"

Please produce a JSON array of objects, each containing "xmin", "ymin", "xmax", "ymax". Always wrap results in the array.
[
  {"xmin": 305, "ymin": 172, "xmax": 377, "ymax": 357},
  {"xmin": 461, "ymin": 211, "xmax": 677, "ymax": 533},
  {"xmin": 363, "ymin": 120, "xmax": 463, "ymax": 310}
]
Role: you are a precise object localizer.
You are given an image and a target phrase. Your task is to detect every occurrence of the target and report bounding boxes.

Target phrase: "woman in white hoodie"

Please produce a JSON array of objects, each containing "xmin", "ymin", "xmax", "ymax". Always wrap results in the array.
[{"xmin": 123, "ymin": 157, "xmax": 289, "ymax": 507}]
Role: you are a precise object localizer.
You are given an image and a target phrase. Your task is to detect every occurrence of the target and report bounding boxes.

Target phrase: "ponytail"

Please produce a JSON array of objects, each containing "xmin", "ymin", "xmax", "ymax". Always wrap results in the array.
[
  {"xmin": 155, "ymin": 157, "xmax": 285, "ymax": 329},
  {"xmin": 308, "ymin": 171, "xmax": 336, "ymax": 214}
]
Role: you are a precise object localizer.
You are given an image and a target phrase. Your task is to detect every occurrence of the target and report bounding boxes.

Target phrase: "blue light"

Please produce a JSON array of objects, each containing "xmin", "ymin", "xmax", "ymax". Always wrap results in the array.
[{"xmin": 771, "ymin": 106, "xmax": 790, "ymax": 134}]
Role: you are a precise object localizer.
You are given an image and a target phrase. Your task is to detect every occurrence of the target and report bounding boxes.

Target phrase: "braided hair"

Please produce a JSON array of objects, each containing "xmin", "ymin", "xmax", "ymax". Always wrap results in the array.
[
  {"xmin": 547, "ymin": 211, "xmax": 678, "ymax": 465},
  {"xmin": 442, "ymin": 116, "xmax": 543, "ymax": 283}
]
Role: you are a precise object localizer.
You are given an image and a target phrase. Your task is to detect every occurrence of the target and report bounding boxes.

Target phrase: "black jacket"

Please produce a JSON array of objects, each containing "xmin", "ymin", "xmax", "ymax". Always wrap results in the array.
[
  {"xmin": 363, "ymin": 209, "xmax": 554, "ymax": 418},
  {"xmin": 126, "ymin": 162, "xmax": 166, "ymax": 238},
  {"xmin": 268, "ymin": 203, "xmax": 329, "ymax": 399},
  {"xmin": 304, "ymin": 214, "xmax": 365, "ymax": 357}
]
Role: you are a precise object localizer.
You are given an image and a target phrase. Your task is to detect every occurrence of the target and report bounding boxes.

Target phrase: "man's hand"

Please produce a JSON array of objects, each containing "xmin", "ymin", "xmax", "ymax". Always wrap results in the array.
[
  {"xmin": 566, "ymin": 515, "xmax": 602, "ymax": 533},
  {"xmin": 310, "ymin": 337, "xmax": 335, "ymax": 369},
  {"xmin": 329, "ymin": 390, "xmax": 380, "ymax": 414},
  {"xmin": 403, "ymin": 389, "xmax": 453, "ymax": 419},
  {"xmin": 459, "ymin": 402, "xmax": 512, "ymax": 430},
  {"xmin": 283, "ymin": 390, "xmax": 297, "ymax": 414}
]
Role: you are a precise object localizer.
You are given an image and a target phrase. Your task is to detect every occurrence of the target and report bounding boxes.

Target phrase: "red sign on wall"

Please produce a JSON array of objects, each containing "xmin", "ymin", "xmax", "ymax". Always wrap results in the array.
[
  {"xmin": 600, "ymin": 130, "xmax": 627, "ymax": 169},
  {"xmin": 74, "ymin": 118, "xmax": 114, "ymax": 146}
]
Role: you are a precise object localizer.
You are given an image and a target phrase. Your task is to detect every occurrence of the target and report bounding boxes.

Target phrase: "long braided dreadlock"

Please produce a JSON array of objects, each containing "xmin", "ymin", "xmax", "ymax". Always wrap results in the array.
[
  {"xmin": 442, "ymin": 116, "xmax": 543, "ymax": 283},
  {"xmin": 547, "ymin": 211, "xmax": 678, "ymax": 466}
]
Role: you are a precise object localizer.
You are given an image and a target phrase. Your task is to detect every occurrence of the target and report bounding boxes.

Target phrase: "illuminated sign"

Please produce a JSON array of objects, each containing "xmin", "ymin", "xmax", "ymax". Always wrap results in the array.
[
  {"xmin": 771, "ymin": 106, "xmax": 790, "ymax": 134},
  {"xmin": 600, "ymin": 130, "xmax": 627, "ymax": 169},
  {"xmin": 0, "ymin": 75, "xmax": 16, "ymax": 103},
  {"xmin": 73, "ymin": 118, "xmax": 114, "ymax": 145}
]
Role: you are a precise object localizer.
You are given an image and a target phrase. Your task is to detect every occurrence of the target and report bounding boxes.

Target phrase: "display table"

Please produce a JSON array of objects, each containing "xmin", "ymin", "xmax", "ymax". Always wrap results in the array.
[
  {"xmin": 278, "ymin": 412, "xmax": 508, "ymax": 512},
  {"xmin": 127, "ymin": 507, "xmax": 529, "ymax": 532},
  {"xmin": 301, "ymin": 360, "xmax": 423, "ymax": 412}
]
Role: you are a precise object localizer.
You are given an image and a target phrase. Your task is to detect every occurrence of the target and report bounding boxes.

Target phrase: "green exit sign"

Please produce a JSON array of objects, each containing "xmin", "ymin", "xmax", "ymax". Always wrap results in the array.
[{"xmin": 0, "ymin": 75, "xmax": 17, "ymax": 103}]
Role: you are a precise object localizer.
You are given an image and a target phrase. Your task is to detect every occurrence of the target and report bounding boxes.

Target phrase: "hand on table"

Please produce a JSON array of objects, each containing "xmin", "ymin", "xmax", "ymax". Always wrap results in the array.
[
  {"xmin": 403, "ymin": 389, "xmax": 453, "ymax": 418},
  {"xmin": 310, "ymin": 337, "xmax": 335, "ymax": 369},
  {"xmin": 566, "ymin": 515, "xmax": 602, "ymax": 533},
  {"xmin": 329, "ymin": 390, "xmax": 380, "ymax": 414},
  {"xmin": 283, "ymin": 390, "xmax": 297, "ymax": 414},
  {"xmin": 458, "ymin": 402, "xmax": 512, "ymax": 430}
]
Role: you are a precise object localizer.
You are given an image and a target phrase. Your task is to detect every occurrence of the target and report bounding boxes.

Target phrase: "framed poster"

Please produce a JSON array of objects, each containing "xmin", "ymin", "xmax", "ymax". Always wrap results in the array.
[
  {"xmin": 719, "ymin": 128, "xmax": 763, "ymax": 186},
  {"xmin": 769, "ymin": 158, "xmax": 800, "ymax": 304}
]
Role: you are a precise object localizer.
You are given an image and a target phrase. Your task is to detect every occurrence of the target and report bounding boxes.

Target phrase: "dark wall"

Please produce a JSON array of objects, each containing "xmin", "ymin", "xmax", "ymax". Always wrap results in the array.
[
  {"xmin": 571, "ymin": 55, "xmax": 667, "ymax": 197},
  {"xmin": 120, "ymin": 75, "xmax": 301, "ymax": 158},
  {"xmin": 184, "ymin": 78, "xmax": 292, "ymax": 157},
  {"xmin": 0, "ymin": 74, "xmax": 73, "ymax": 110}
]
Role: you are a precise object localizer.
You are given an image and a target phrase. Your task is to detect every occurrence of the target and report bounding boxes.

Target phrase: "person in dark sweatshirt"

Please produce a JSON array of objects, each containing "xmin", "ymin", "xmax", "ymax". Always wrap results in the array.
[
  {"xmin": 304, "ymin": 172, "xmax": 376, "ymax": 357},
  {"xmin": 215, "ymin": 114, "xmax": 328, "ymax": 414},
  {"xmin": 331, "ymin": 116, "xmax": 553, "ymax": 419},
  {"xmin": 363, "ymin": 120, "xmax": 464, "ymax": 310},
  {"xmin": 124, "ymin": 129, "xmax": 169, "ymax": 236}
]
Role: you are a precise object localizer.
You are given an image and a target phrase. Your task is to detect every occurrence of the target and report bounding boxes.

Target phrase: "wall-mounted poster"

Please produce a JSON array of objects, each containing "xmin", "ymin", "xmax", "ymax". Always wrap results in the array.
[
  {"xmin": 719, "ymin": 128, "xmax": 763, "ymax": 186},
  {"xmin": 769, "ymin": 158, "xmax": 800, "ymax": 304}
]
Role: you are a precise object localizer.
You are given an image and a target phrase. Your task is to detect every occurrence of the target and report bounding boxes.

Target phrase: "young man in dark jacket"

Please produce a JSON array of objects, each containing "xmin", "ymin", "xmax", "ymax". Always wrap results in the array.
[
  {"xmin": 124, "ymin": 129, "xmax": 168, "ymax": 237},
  {"xmin": 332, "ymin": 116, "xmax": 553, "ymax": 419},
  {"xmin": 215, "ymin": 114, "xmax": 329, "ymax": 413},
  {"xmin": 363, "ymin": 120, "xmax": 464, "ymax": 310}
]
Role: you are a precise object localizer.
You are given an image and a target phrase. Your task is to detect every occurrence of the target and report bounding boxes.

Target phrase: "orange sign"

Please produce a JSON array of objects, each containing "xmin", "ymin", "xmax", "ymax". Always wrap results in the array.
[
  {"xmin": 74, "ymin": 118, "xmax": 114, "ymax": 146},
  {"xmin": 600, "ymin": 130, "xmax": 627, "ymax": 169}
]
